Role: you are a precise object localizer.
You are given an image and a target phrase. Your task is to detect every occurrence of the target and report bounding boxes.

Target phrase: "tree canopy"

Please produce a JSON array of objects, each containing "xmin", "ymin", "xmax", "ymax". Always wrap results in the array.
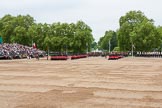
[
  {"xmin": 98, "ymin": 30, "xmax": 117, "ymax": 51},
  {"xmin": 118, "ymin": 10, "xmax": 162, "ymax": 52},
  {"xmin": 0, "ymin": 15, "xmax": 94, "ymax": 54},
  {"xmin": 1, "ymin": 11, "xmax": 162, "ymax": 53}
]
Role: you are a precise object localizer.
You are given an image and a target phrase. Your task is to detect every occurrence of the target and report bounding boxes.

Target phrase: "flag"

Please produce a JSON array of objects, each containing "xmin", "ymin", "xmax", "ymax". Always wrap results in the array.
[
  {"xmin": 0, "ymin": 36, "xmax": 2, "ymax": 44},
  {"xmin": 32, "ymin": 43, "xmax": 36, "ymax": 48}
]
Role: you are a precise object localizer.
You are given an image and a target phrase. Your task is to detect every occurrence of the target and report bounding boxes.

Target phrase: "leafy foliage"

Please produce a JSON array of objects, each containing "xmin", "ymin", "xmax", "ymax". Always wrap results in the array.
[
  {"xmin": 98, "ymin": 30, "xmax": 117, "ymax": 51},
  {"xmin": 118, "ymin": 10, "xmax": 161, "ymax": 52},
  {"xmin": 0, "ymin": 15, "xmax": 94, "ymax": 53}
]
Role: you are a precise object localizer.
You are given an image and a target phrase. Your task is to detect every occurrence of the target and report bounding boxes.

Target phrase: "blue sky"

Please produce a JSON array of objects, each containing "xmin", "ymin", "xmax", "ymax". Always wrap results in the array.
[{"xmin": 0, "ymin": 0, "xmax": 162, "ymax": 42}]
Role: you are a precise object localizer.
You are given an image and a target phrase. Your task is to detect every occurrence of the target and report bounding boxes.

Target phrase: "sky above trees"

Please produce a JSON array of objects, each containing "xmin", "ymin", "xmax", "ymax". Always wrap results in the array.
[{"xmin": 0, "ymin": 0, "xmax": 162, "ymax": 41}]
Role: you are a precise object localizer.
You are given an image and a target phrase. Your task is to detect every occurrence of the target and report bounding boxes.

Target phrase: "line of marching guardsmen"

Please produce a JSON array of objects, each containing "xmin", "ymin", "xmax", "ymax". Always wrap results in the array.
[
  {"xmin": 88, "ymin": 51, "xmax": 162, "ymax": 60},
  {"xmin": 101, "ymin": 52, "xmax": 162, "ymax": 57},
  {"xmin": 2, "ymin": 43, "xmax": 161, "ymax": 61},
  {"xmin": 135, "ymin": 52, "xmax": 162, "ymax": 58},
  {"xmin": 50, "ymin": 51, "xmax": 162, "ymax": 60}
]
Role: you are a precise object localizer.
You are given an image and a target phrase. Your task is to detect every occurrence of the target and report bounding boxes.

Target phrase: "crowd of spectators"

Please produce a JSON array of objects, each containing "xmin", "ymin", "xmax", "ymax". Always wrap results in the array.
[{"xmin": 0, "ymin": 43, "xmax": 46, "ymax": 59}]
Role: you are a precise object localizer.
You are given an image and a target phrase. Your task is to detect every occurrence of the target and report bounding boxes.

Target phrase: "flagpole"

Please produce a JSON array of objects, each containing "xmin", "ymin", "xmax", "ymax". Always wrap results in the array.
[
  {"xmin": 47, "ymin": 46, "xmax": 49, "ymax": 60},
  {"xmin": 86, "ymin": 43, "xmax": 88, "ymax": 54},
  {"xmin": 132, "ymin": 43, "xmax": 133, "ymax": 58},
  {"xmin": 109, "ymin": 40, "xmax": 111, "ymax": 53}
]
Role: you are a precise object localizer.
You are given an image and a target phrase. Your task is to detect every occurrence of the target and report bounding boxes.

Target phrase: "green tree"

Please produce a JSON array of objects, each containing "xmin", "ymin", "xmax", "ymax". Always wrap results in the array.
[
  {"xmin": 91, "ymin": 41, "xmax": 98, "ymax": 51},
  {"xmin": 0, "ymin": 14, "xmax": 34, "ymax": 45},
  {"xmin": 98, "ymin": 30, "xmax": 117, "ymax": 51},
  {"xmin": 0, "ymin": 15, "xmax": 95, "ymax": 53},
  {"xmin": 0, "ymin": 14, "xmax": 15, "ymax": 43},
  {"xmin": 72, "ymin": 21, "xmax": 94, "ymax": 53},
  {"xmin": 157, "ymin": 26, "xmax": 162, "ymax": 50},
  {"xmin": 118, "ymin": 10, "xmax": 161, "ymax": 52}
]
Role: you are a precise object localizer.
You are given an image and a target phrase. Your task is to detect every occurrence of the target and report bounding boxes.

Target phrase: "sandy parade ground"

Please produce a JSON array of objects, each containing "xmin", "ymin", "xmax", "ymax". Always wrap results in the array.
[{"xmin": 0, "ymin": 57, "xmax": 162, "ymax": 108}]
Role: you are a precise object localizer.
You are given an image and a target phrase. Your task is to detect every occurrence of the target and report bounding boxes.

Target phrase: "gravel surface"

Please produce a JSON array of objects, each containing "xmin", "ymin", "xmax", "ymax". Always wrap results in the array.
[{"xmin": 0, "ymin": 57, "xmax": 162, "ymax": 108}]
